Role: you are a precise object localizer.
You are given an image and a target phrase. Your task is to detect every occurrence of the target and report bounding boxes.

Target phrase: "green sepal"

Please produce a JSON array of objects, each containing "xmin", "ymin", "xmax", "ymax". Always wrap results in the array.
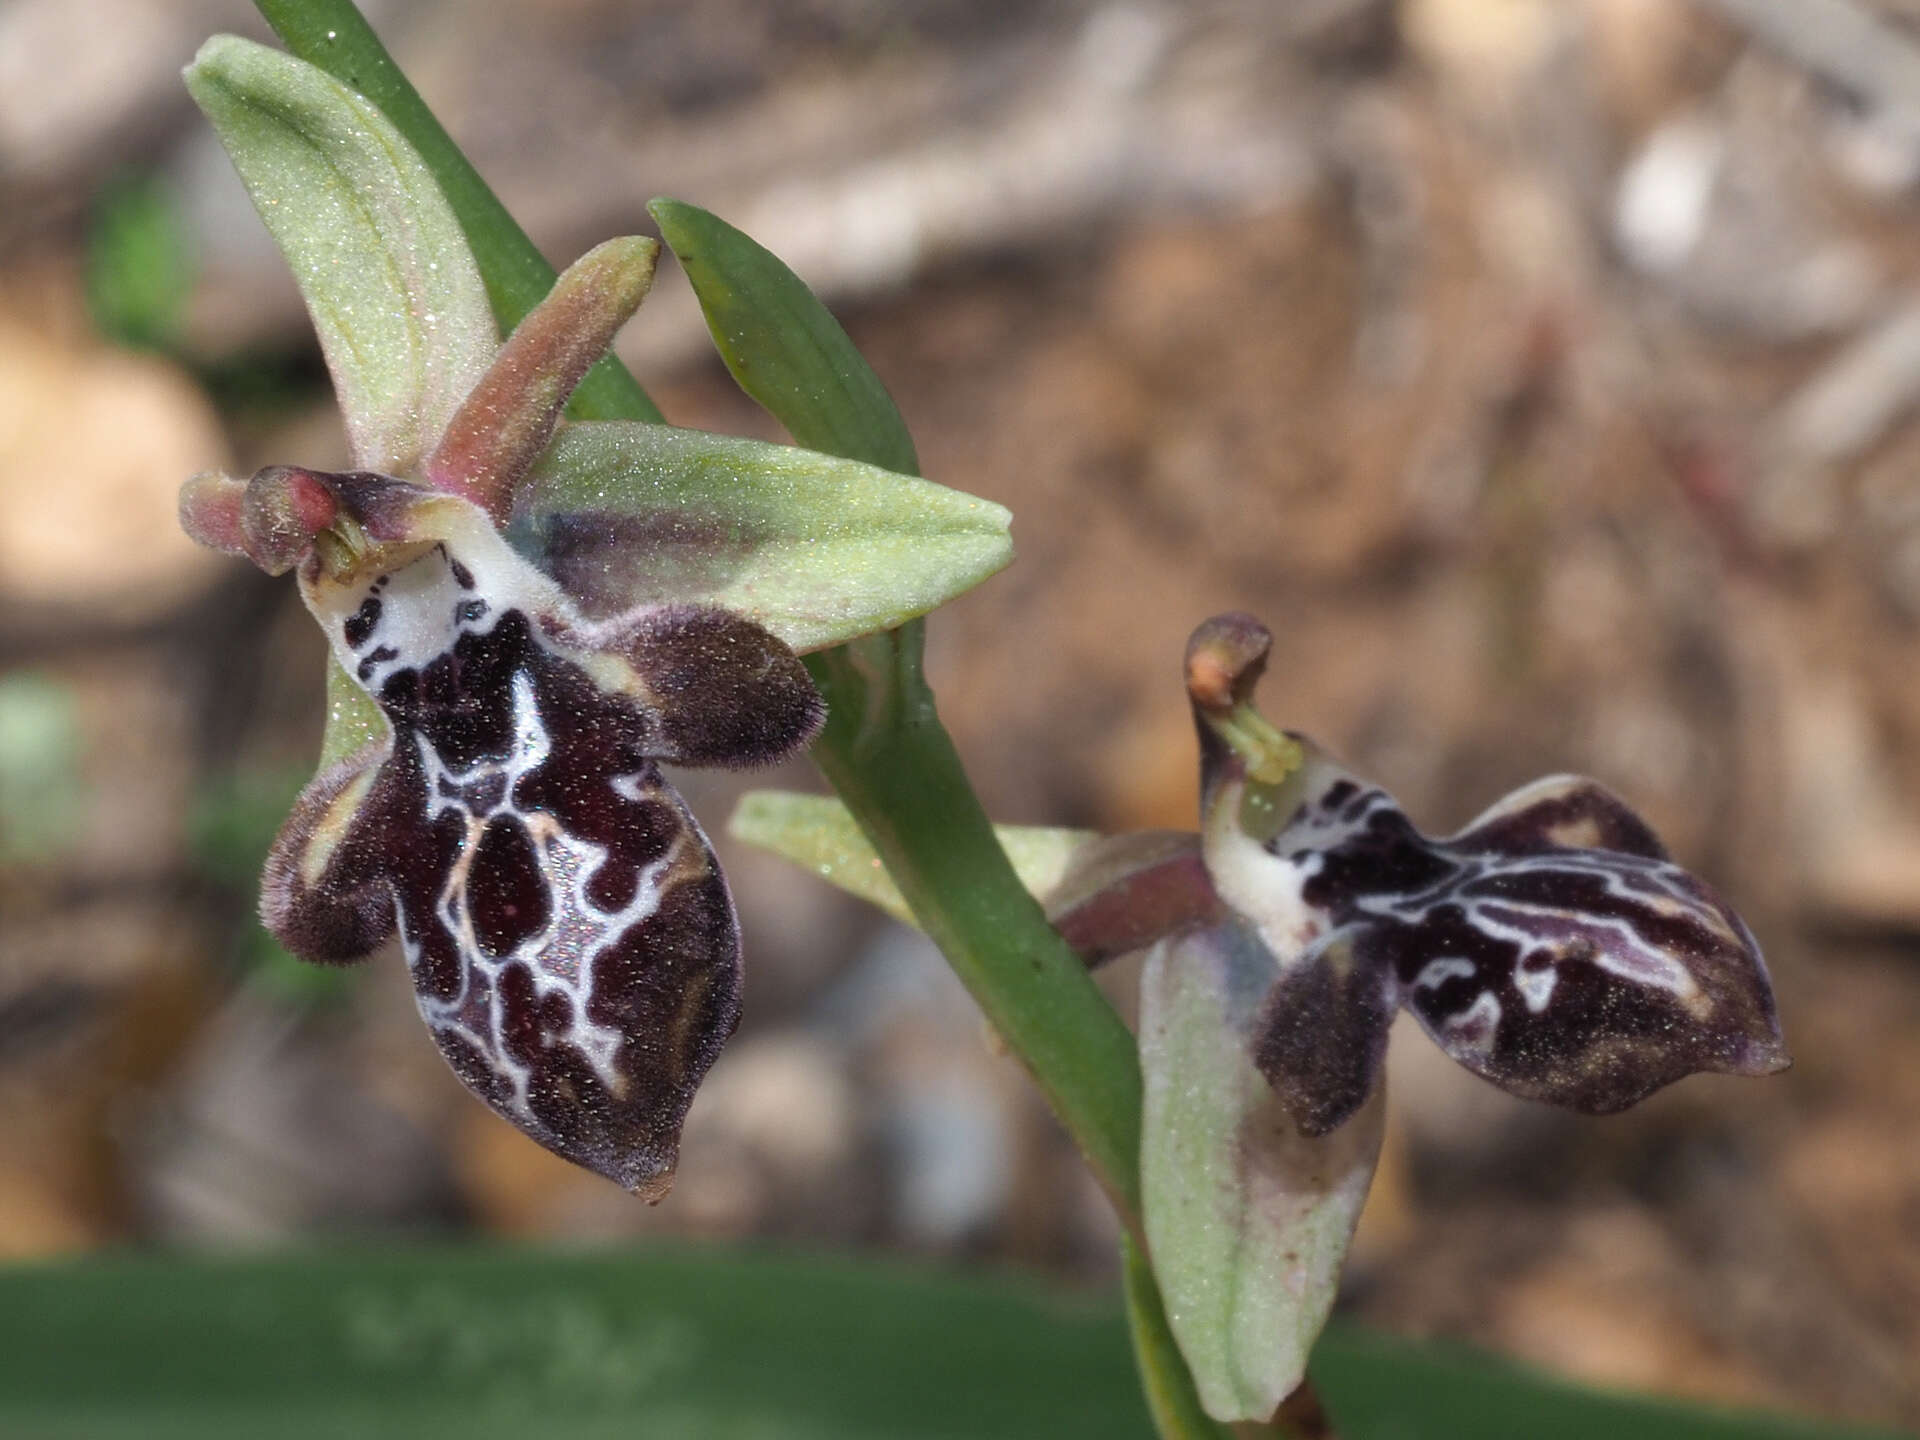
[
  {"xmin": 727, "ymin": 791, "xmax": 1093, "ymax": 926},
  {"xmin": 317, "ymin": 653, "xmax": 389, "ymax": 771},
  {"xmin": 184, "ymin": 35, "xmax": 496, "ymax": 474},
  {"xmin": 253, "ymin": 0, "xmax": 665, "ymax": 424},
  {"xmin": 650, "ymin": 197, "xmax": 919, "ymax": 476},
  {"xmin": 1139, "ymin": 920, "xmax": 1384, "ymax": 1423},
  {"xmin": 513, "ymin": 424, "xmax": 1012, "ymax": 653}
]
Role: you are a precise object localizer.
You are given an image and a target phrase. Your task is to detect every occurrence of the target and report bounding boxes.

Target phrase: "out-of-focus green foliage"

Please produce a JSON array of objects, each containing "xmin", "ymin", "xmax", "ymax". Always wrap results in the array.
[
  {"xmin": 85, "ymin": 172, "xmax": 194, "ymax": 352},
  {"xmin": 0, "ymin": 1246, "xmax": 1896, "ymax": 1440},
  {"xmin": 188, "ymin": 766, "xmax": 356, "ymax": 1004},
  {"xmin": 0, "ymin": 673, "xmax": 84, "ymax": 866}
]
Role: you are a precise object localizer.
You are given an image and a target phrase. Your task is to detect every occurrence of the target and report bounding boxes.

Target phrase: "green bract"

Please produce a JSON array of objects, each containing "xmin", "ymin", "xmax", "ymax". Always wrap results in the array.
[
  {"xmin": 1137, "ymin": 920, "xmax": 1383, "ymax": 1421},
  {"xmin": 651, "ymin": 199, "xmax": 920, "ymax": 477}
]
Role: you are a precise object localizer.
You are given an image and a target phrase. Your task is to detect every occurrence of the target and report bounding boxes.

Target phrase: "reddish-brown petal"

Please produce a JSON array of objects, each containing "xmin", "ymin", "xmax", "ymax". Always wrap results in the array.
[{"xmin": 424, "ymin": 237, "xmax": 658, "ymax": 521}]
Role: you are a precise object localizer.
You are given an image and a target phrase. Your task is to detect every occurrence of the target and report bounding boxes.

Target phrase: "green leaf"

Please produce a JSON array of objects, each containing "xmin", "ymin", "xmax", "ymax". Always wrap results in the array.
[
  {"xmin": 728, "ymin": 790, "xmax": 1094, "ymax": 923},
  {"xmin": 86, "ymin": 170, "xmax": 194, "ymax": 351},
  {"xmin": 650, "ymin": 198, "xmax": 919, "ymax": 475},
  {"xmin": 0, "ymin": 673, "xmax": 84, "ymax": 865},
  {"xmin": 1310, "ymin": 1323, "xmax": 1903, "ymax": 1440},
  {"xmin": 0, "ymin": 1247, "xmax": 1149, "ymax": 1440},
  {"xmin": 514, "ymin": 425, "xmax": 1012, "ymax": 653},
  {"xmin": 185, "ymin": 35, "xmax": 496, "ymax": 475},
  {"xmin": 1139, "ymin": 922, "xmax": 1383, "ymax": 1423},
  {"xmin": 0, "ymin": 1244, "xmax": 1892, "ymax": 1439}
]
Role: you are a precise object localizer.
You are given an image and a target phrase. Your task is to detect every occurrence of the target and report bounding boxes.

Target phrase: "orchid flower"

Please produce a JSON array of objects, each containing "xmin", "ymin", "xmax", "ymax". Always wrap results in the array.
[
  {"xmin": 174, "ymin": 37, "xmax": 1010, "ymax": 1199},
  {"xmin": 734, "ymin": 611, "xmax": 1787, "ymax": 1421},
  {"xmin": 1112, "ymin": 612, "xmax": 1790, "ymax": 1137}
]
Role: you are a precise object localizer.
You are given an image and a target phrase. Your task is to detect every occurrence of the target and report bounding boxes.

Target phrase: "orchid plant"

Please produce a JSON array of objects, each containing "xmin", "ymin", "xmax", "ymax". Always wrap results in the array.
[{"xmin": 178, "ymin": 10, "xmax": 1788, "ymax": 1438}]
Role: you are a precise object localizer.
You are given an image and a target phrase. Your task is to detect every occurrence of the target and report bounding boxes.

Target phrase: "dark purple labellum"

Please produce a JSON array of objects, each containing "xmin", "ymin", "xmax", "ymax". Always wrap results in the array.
[
  {"xmin": 259, "ymin": 473, "xmax": 822, "ymax": 1197},
  {"xmin": 1223, "ymin": 761, "xmax": 1789, "ymax": 1137},
  {"xmin": 1368, "ymin": 775, "xmax": 1786, "ymax": 1117},
  {"xmin": 1180, "ymin": 609, "xmax": 1786, "ymax": 1139}
]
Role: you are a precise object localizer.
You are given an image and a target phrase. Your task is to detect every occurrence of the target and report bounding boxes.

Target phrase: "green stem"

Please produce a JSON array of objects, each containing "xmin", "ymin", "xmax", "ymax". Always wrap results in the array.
[
  {"xmin": 804, "ymin": 627, "xmax": 1144, "ymax": 1224},
  {"xmin": 255, "ymin": 0, "xmax": 663, "ymax": 424}
]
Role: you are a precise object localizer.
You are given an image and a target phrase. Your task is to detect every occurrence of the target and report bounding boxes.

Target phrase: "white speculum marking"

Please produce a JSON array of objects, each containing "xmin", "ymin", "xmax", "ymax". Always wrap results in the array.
[
  {"xmin": 1440, "ymin": 990, "xmax": 1502, "ymax": 1054},
  {"xmin": 1413, "ymin": 957, "xmax": 1477, "ymax": 992},
  {"xmin": 325, "ymin": 523, "xmax": 660, "ymax": 1124},
  {"xmin": 401, "ymin": 668, "xmax": 660, "ymax": 1118},
  {"xmin": 1357, "ymin": 848, "xmax": 1704, "ymax": 1008},
  {"xmin": 1512, "ymin": 960, "xmax": 1559, "ymax": 1014}
]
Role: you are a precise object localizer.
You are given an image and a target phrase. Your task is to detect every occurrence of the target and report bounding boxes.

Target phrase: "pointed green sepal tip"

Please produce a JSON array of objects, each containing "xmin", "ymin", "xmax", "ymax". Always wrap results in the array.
[
  {"xmin": 649, "ymin": 197, "xmax": 919, "ymax": 477},
  {"xmin": 183, "ymin": 34, "xmax": 496, "ymax": 476}
]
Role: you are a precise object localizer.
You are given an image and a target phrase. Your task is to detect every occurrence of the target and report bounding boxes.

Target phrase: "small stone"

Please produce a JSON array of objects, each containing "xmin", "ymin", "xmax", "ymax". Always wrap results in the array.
[{"xmin": 0, "ymin": 290, "xmax": 228, "ymax": 619}]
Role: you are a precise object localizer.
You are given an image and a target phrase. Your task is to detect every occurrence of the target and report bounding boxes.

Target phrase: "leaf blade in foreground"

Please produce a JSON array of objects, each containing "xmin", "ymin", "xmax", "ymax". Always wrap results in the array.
[{"xmin": 0, "ymin": 1247, "xmax": 1890, "ymax": 1440}]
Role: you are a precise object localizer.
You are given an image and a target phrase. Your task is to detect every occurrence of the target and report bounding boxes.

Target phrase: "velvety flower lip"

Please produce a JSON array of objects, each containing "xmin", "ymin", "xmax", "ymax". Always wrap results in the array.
[
  {"xmin": 1180, "ymin": 612, "xmax": 1790, "ymax": 1137},
  {"xmin": 184, "ymin": 459, "xmax": 823, "ymax": 1204},
  {"xmin": 177, "ymin": 227, "xmax": 830, "ymax": 1199},
  {"xmin": 293, "ymin": 473, "xmax": 818, "ymax": 1196}
]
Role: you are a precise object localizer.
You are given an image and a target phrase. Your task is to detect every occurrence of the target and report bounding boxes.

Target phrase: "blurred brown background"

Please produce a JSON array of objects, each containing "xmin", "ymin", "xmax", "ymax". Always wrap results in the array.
[{"xmin": 2, "ymin": 0, "xmax": 1918, "ymax": 1429}]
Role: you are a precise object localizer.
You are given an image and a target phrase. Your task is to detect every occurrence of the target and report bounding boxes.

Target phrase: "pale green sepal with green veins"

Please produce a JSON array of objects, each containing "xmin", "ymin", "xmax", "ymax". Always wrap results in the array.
[
  {"xmin": 514, "ymin": 425, "xmax": 1013, "ymax": 653},
  {"xmin": 728, "ymin": 791, "xmax": 1092, "ymax": 926},
  {"xmin": 185, "ymin": 36, "xmax": 497, "ymax": 476},
  {"xmin": 1138, "ymin": 919, "xmax": 1384, "ymax": 1424}
]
